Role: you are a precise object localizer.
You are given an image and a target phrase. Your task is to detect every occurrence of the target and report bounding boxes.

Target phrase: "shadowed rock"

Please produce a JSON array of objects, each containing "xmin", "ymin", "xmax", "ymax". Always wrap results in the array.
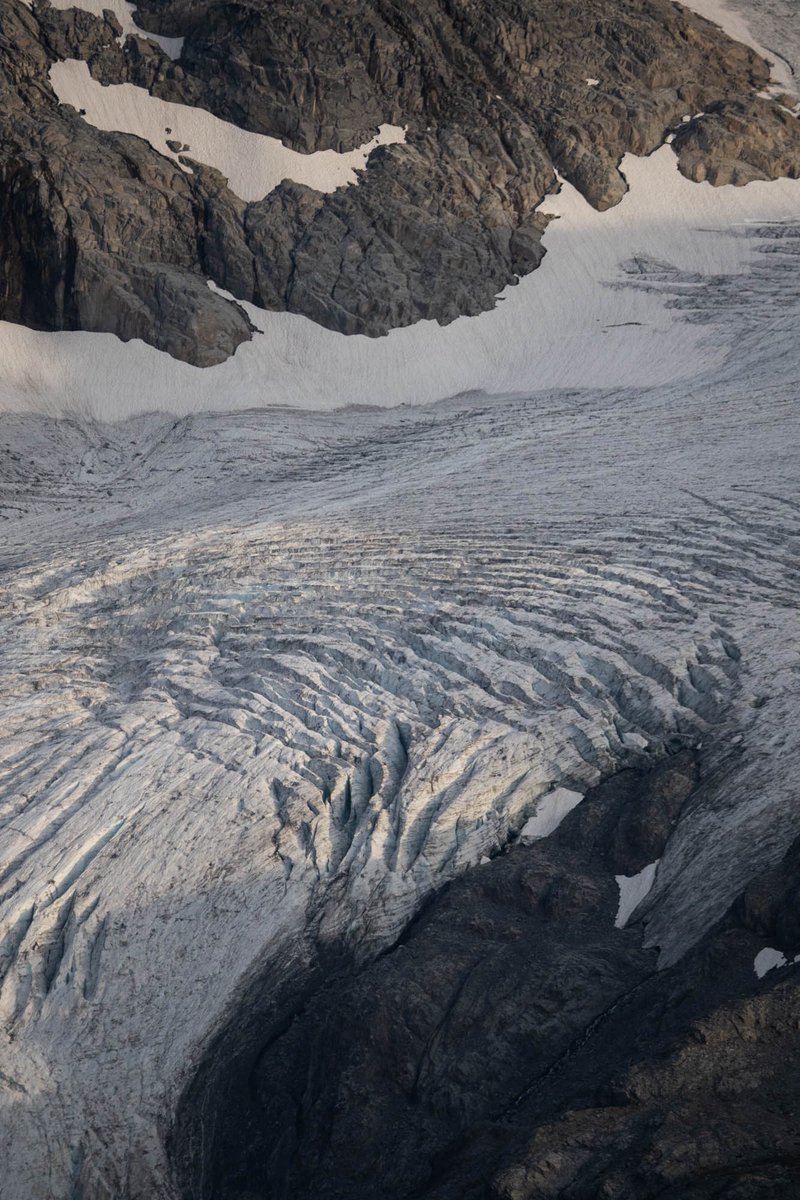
[{"xmin": 168, "ymin": 753, "xmax": 800, "ymax": 1200}]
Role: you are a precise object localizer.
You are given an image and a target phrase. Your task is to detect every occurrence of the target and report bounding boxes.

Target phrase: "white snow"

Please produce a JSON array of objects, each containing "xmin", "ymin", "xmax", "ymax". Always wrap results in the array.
[
  {"xmin": 49, "ymin": 60, "xmax": 407, "ymax": 202},
  {"xmin": 3, "ymin": 145, "xmax": 800, "ymax": 420},
  {"xmin": 47, "ymin": 0, "xmax": 184, "ymax": 58},
  {"xmin": 754, "ymin": 947, "xmax": 787, "ymax": 977},
  {"xmin": 753, "ymin": 947, "xmax": 800, "ymax": 978},
  {"xmin": 615, "ymin": 860, "xmax": 659, "ymax": 928},
  {"xmin": 518, "ymin": 788, "xmax": 584, "ymax": 842}
]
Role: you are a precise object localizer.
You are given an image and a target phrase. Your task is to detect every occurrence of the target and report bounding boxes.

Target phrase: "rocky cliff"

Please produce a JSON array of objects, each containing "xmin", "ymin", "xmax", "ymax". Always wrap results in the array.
[
  {"xmin": 1, "ymin": 0, "xmax": 798, "ymax": 363},
  {"xmin": 187, "ymin": 754, "xmax": 800, "ymax": 1200}
]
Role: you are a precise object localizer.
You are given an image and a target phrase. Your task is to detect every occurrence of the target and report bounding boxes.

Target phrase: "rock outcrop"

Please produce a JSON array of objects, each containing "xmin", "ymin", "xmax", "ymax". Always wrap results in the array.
[
  {"xmin": 0, "ymin": 1, "xmax": 257, "ymax": 363},
  {"xmin": 674, "ymin": 97, "xmax": 800, "ymax": 185},
  {"xmin": 0, "ymin": 0, "xmax": 798, "ymax": 362},
  {"xmin": 177, "ymin": 756, "xmax": 800, "ymax": 1200}
]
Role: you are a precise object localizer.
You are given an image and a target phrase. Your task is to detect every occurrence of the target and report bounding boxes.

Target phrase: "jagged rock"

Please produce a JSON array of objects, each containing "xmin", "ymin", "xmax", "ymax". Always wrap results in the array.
[
  {"xmin": 1, "ymin": 0, "xmax": 797, "ymax": 362},
  {"xmin": 0, "ymin": 0, "xmax": 256, "ymax": 363},
  {"xmin": 179, "ymin": 765, "xmax": 800, "ymax": 1200},
  {"xmin": 674, "ymin": 97, "xmax": 800, "ymax": 185}
]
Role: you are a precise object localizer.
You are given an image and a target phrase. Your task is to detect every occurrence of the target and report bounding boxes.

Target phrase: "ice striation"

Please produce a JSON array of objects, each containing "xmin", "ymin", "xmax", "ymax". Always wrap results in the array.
[{"xmin": 0, "ymin": 320, "xmax": 799, "ymax": 1192}]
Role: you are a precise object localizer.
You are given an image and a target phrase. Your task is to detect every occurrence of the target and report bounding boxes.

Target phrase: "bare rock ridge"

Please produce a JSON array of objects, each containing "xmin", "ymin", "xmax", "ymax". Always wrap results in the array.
[
  {"xmin": 171, "ymin": 752, "xmax": 800, "ymax": 1200},
  {"xmin": 1, "ymin": 0, "xmax": 799, "ymax": 363}
]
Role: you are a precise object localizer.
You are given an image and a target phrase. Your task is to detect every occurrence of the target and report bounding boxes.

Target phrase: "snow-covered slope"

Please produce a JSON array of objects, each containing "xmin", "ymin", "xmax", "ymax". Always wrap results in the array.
[
  {"xmin": 50, "ymin": 59, "xmax": 406, "ymax": 201},
  {"xmin": 1, "ymin": 147, "xmax": 800, "ymax": 418}
]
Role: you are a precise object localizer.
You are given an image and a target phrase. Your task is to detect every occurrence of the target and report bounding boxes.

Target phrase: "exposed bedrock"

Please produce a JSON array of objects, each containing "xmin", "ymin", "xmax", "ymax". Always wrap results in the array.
[
  {"xmin": 0, "ymin": 378, "xmax": 798, "ymax": 1199},
  {"xmin": 1, "ymin": 0, "xmax": 798, "ymax": 361},
  {"xmin": 674, "ymin": 97, "xmax": 800, "ymax": 185},
  {"xmin": 0, "ymin": 2, "xmax": 257, "ymax": 363},
  {"xmin": 171, "ymin": 749, "xmax": 800, "ymax": 1200}
]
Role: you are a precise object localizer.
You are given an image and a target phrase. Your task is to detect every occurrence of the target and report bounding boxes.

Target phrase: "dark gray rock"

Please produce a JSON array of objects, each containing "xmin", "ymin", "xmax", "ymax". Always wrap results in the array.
[
  {"xmin": 0, "ymin": 0, "xmax": 257, "ymax": 363},
  {"xmin": 1, "ymin": 0, "xmax": 798, "ymax": 363},
  {"xmin": 169, "ymin": 750, "xmax": 800, "ymax": 1200}
]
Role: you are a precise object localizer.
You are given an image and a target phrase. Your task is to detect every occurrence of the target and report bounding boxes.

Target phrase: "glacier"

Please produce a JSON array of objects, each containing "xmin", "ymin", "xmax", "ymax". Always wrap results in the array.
[
  {"xmin": 1, "ymin": 300, "xmax": 799, "ymax": 1191},
  {"xmin": 0, "ymin": 0, "xmax": 799, "ymax": 1193}
]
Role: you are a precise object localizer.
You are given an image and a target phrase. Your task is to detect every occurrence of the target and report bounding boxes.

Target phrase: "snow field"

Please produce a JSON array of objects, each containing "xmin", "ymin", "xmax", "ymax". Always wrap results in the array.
[
  {"xmin": 2, "ymin": 147, "xmax": 800, "ymax": 419},
  {"xmin": 49, "ymin": 59, "xmax": 407, "ymax": 202}
]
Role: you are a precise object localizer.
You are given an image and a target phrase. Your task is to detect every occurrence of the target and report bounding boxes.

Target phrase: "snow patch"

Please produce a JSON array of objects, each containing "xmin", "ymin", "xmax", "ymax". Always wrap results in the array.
[
  {"xmin": 754, "ymin": 946, "xmax": 787, "ymax": 977},
  {"xmin": 615, "ymin": 860, "xmax": 659, "ymax": 928},
  {"xmin": 753, "ymin": 946, "xmax": 800, "ymax": 978},
  {"xmin": 518, "ymin": 788, "xmax": 584, "ymax": 842},
  {"xmin": 48, "ymin": 60, "xmax": 407, "ymax": 202}
]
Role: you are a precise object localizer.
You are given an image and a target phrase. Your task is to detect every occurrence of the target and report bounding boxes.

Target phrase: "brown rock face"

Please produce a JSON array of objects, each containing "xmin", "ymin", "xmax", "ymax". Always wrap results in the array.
[
  {"xmin": 674, "ymin": 98, "xmax": 800, "ymax": 185},
  {"xmin": 0, "ymin": 0, "xmax": 798, "ymax": 363}
]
